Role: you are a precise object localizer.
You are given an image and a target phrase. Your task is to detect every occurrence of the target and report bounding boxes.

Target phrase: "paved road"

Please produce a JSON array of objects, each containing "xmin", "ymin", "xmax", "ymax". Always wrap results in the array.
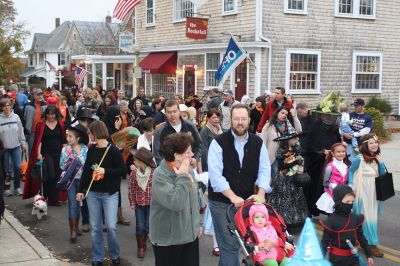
[{"xmin": 4, "ymin": 134, "xmax": 400, "ymax": 265}]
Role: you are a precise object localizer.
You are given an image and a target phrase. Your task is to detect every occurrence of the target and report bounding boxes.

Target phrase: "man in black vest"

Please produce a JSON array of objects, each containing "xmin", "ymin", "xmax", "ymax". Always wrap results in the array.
[{"xmin": 208, "ymin": 104, "xmax": 272, "ymax": 266}]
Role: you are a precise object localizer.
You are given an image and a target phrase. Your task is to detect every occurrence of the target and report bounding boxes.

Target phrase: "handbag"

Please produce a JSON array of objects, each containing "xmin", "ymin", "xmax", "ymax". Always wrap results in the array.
[
  {"xmin": 30, "ymin": 159, "xmax": 49, "ymax": 182},
  {"xmin": 375, "ymin": 167, "xmax": 395, "ymax": 201},
  {"xmin": 57, "ymin": 158, "xmax": 82, "ymax": 191},
  {"xmin": 293, "ymin": 172, "xmax": 311, "ymax": 187},
  {"xmin": 20, "ymin": 152, "xmax": 28, "ymax": 182}
]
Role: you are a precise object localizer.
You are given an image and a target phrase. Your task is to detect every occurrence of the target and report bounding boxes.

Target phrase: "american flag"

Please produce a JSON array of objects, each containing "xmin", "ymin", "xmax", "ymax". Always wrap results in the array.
[
  {"xmin": 113, "ymin": 0, "xmax": 140, "ymax": 21},
  {"xmin": 46, "ymin": 60, "xmax": 57, "ymax": 73},
  {"xmin": 75, "ymin": 67, "xmax": 88, "ymax": 87}
]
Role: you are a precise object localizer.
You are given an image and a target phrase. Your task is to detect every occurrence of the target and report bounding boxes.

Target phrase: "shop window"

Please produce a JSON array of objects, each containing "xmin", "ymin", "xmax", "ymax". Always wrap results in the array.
[
  {"xmin": 205, "ymin": 53, "xmax": 220, "ymax": 89},
  {"xmin": 152, "ymin": 74, "xmax": 176, "ymax": 98},
  {"xmin": 285, "ymin": 49, "xmax": 321, "ymax": 94},
  {"xmin": 352, "ymin": 51, "xmax": 382, "ymax": 93},
  {"xmin": 174, "ymin": 0, "xmax": 194, "ymax": 22}
]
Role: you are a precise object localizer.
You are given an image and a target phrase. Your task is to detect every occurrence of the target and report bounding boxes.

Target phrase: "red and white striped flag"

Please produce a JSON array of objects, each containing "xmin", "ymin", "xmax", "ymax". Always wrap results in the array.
[
  {"xmin": 46, "ymin": 60, "xmax": 57, "ymax": 73},
  {"xmin": 75, "ymin": 67, "xmax": 88, "ymax": 87},
  {"xmin": 113, "ymin": 0, "xmax": 140, "ymax": 21}
]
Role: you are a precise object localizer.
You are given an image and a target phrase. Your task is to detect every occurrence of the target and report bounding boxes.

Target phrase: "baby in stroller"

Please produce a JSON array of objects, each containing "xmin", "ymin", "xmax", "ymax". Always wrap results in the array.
[
  {"xmin": 228, "ymin": 201, "xmax": 295, "ymax": 266},
  {"xmin": 249, "ymin": 202, "xmax": 293, "ymax": 266}
]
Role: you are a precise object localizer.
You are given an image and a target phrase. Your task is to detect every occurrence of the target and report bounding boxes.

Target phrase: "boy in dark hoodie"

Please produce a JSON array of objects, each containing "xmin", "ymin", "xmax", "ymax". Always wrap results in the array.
[{"xmin": 320, "ymin": 184, "xmax": 374, "ymax": 266}]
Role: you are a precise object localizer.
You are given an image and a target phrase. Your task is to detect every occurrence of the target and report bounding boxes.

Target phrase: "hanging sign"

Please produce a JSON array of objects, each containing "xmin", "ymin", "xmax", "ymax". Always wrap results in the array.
[
  {"xmin": 119, "ymin": 32, "xmax": 134, "ymax": 52},
  {"xmin": 186, "ymin": 17, "xmax": 208, "ymax": 40}
]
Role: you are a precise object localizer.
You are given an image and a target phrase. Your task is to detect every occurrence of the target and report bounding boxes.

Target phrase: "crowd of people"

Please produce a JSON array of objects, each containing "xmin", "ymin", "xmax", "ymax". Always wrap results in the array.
[{"xmin": 0, "ymin": 83, "xmax": 387, "ymax": 266}]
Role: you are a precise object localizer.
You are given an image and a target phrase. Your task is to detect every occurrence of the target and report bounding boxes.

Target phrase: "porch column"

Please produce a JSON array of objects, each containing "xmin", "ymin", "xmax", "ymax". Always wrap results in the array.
[
  {"xmin": 120, "ymin": 64, "xmax": 125, "ymax": 92},
  {"xmin": 102, "ymin": 62, "xmax": 107, "ymax": 91},
  {"xmin": 92, "ymin": 63, "xmax": 96, "ymax": 88},
  {"xmin": 254, "ymin": 49, "xmax": 262, "ymax": 97}
]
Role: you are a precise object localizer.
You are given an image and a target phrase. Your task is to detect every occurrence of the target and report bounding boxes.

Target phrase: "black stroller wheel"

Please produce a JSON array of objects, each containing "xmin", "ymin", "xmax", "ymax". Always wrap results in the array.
[{"xmin": 242, "ymin": 256, "xmax": 255, "ymax": 266}]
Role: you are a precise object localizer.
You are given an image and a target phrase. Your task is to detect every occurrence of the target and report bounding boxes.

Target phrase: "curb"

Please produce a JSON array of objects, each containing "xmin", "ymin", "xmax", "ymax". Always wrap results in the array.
[{"xmin": 4, "ymin": 209, "xmax": 53, "ymax": 259}]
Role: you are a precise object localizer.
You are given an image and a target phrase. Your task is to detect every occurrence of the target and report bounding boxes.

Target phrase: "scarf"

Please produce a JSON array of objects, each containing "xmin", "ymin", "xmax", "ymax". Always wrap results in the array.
[
  {"xmin": 206, "ymin": 121, "xmax": 223, "ymax": 136},
  {"xmin": 256, "ymin": 106, "xmax": 264, "ymax": 114},
  {"xmin": 136, "ymin": 166, "xmax": 152, "ymax": 191}
]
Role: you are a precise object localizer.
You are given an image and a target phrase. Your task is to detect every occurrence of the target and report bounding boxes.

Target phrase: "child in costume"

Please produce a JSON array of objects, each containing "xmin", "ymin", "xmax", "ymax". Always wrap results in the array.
[
  {"xmin": 128, "ymin": 147, "xmax": 156, "ymax": 259},
  {"xmin": 267, "ymin": 132, "xmax": 308, "ymax": 225},
  {"xmin": 249, "ymin": 202, "xmax": 293, "ymax": 266},
  {"xmin": 316, "ymin": 143, "xmax": 348, "ymax": 214},
  {"xmin": 320, "ymin": 184, "xmax": 374, "ymax": 266}
]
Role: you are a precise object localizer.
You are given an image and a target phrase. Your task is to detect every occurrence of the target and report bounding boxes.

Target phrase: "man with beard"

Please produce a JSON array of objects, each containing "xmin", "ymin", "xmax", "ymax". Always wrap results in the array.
[{"xmin": 207, "ymin": 104, "xmax": 272, "ymax": 266}]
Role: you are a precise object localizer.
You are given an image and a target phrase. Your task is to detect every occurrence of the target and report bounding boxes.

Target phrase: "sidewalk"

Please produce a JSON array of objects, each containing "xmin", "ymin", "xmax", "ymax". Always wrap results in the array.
[{"xmin": 0, "ymin": 209, "xmax": 77, "ymax": 266}]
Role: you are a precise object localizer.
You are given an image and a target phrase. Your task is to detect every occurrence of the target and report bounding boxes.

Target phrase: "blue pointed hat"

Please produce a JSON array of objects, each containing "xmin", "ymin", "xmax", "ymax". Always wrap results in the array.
[{"xmin": 286, "ymin": 218, "xmax": 331, "ymax": 266}]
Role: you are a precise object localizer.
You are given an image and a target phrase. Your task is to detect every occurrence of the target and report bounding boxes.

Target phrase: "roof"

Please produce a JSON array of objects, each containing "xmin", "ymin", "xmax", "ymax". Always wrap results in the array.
[
  {"xmin": 21, "ymin": 67, "xmax": 46, "ymax": 78},
  {"xmin": 30, "ymin": 21, "xmax": 72, "ymax": 52},
  {"xmin": 73, "ymin": 21, "xmax": 120, "ymax": 46}
]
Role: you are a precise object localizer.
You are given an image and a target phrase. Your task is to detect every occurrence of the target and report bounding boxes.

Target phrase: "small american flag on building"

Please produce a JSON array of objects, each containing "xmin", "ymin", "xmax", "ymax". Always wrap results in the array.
[
  {"xmin": 46, "ymin": 60, "xmax": 57, "ymax": 73},
  {"xmin": 75, "ymin": 67, "xmax": 88, "ymax": 87},
  {"xmin": 113, "ymin": 0, "xmax": 140, "ymax": 21}
]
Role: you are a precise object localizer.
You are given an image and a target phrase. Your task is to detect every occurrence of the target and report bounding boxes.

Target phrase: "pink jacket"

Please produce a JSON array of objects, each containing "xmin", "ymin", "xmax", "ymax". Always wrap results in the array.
[
  {"xmin": 249, "ymin": 204, "xmax": 279, "ymax": 262},
  {"xmin": 324, "ymin": 161, "xmax": 348, "ymax": 197}
]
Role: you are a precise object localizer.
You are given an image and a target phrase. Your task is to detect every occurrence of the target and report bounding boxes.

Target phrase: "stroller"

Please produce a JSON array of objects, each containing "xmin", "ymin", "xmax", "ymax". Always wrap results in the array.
[{"xmin": 227, "ymin": 201, "xmax": 295, "ymax": 266}]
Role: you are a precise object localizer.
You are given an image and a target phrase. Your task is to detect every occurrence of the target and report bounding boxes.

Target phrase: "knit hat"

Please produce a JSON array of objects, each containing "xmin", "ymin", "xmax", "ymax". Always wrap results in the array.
[
  {"xmin": 333, "ymin": 184, "xmax": 354, "ymax": 206},
  {"xmin": 249, "ymin": 202, "xmax": 270, "ymax": 226}
]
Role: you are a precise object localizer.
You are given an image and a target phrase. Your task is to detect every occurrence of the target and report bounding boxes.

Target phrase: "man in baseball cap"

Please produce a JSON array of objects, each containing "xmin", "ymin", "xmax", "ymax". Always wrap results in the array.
[
  {"xmin": 342, "ymin": 97, "xmax": 372, "ymax": 163},
  {"xmin": 219, "ymin": 89, "xmax": 239, "ymax": 131}
]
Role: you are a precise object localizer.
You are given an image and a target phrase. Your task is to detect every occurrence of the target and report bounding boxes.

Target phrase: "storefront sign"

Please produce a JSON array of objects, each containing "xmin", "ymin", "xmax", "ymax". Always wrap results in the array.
[
  {"xmin": 134, "ymin": 67, "xmax": 142, "ymax": 78},
  {"xmin": 184, "ymin": 64, "xmax": 196, "ymax": 70},
  {"xmin": 119, "ymin": 32, "xmax": 134, "ymax": 52},
  {"xmin": 186, "ymin": 17, "xmax": 208, "ymax": 40}
]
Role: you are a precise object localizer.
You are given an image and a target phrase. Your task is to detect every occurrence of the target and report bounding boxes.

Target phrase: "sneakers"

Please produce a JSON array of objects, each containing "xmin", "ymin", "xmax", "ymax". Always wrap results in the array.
[
  {"xmin": 4, "ymin": 189, "xmax": 13, "ymax": 197},
  {"xmin": 15, "ymin": 188, "xmax": 23, "ymax": 196}
]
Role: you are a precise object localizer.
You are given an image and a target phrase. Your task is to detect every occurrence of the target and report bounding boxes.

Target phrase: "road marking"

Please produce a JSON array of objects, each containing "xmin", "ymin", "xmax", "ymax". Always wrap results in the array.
[
  {"xmin": 378, "ymin": 245, "xmax": 400, "ymax": 256},
  {"xmin": 381, "ymin": 253, "xmax": 400, "ymax": 263}
]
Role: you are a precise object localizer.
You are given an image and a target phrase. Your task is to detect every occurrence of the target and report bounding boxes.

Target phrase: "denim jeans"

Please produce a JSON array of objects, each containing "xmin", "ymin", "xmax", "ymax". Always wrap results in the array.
[
  {"xmin": 209, "ymin": 200, "xmax": 240, "ymax": 266},
  {"xmin": 3, "ymin": 146, "xmax": 22, "ymax": 189},
  {"xmin": 87, "ymin": 191, "xmax": 120, "ymax": 262},
  {"xmin": 67, "ymin": 179, "xmax": 81, "ymax": 219},
  {"xmin": 135, "ymin": 205, "xmax": 150, "ymax": 236}
]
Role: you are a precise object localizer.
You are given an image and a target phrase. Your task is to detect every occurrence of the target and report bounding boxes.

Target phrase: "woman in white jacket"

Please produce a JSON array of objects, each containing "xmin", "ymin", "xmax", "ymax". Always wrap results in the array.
[
  {"xmin": 260, "ymin": 106, "xmax": 302, "ymax": 178},
  {"xmin": 0, "ymin": 98, "xmax": 27, "ymax": 196}
]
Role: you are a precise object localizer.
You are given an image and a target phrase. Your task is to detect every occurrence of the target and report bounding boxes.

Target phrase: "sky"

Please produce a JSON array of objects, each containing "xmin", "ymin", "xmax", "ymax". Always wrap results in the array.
[{"xmin": 13, "ymin": 0, "xmax": 118, "ymax": 51}]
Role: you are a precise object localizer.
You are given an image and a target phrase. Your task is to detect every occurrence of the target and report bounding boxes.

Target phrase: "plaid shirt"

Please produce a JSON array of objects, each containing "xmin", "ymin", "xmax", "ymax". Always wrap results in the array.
[{"xmin": 128, "ymin": 168, "xmax": 154, "ymax": 207}]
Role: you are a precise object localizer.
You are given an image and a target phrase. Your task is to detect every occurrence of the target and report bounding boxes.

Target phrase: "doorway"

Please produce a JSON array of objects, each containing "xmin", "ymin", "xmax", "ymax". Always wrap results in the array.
[
  {"xmin": 235, "ymin": 59, "xmax": 247, "ymax": 102},
  {"xmin": 184, "ymin": 68, "xmax": 195, "ymax": 99}
]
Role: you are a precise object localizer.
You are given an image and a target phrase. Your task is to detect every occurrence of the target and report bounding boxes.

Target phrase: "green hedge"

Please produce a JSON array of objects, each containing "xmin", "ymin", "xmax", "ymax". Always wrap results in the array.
[
  {"xmin": 365, "ymin": 107, "xmax": 389, "ymax": 140},
  {"xmin": 366, "ymin": 96, "xmax": 392, "ymax": 114}
]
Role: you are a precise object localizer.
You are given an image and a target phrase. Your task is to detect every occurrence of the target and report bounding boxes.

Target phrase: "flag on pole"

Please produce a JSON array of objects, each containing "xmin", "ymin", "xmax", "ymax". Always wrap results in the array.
[
  {"xmin": 75, "ymin": 67, "xmax": 88, "ymax": 87},
  {"xmin": 113, "ymin": 0, "xmax": 140, "ymax": 21},
  {"xmin": 215, "ymin": 37, "xmax": 247, "ymax": 89},
  {"xmin": 45, "ymin": 60, "xmax": 57, "ymax": 73}
]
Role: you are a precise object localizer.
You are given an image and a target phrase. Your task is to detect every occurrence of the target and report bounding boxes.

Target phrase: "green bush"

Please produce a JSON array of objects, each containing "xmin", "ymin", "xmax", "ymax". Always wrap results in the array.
[
  {"xmin": 365, "ymin": 107, "xmax": 389, "ymax": 140},
  {"xmin": 365, "ymin": 96, "xmax": 392, "ymax": 114}
]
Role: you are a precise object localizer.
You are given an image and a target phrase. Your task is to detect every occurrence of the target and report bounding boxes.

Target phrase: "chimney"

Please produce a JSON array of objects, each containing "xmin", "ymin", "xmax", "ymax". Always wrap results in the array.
[
  {"xmin": 106, "ymin": 15, "xmax": 112, "ymax": 24},
  {"xmin": 55, "ymin": 18, "xmax": 60, "ymax": 28}
]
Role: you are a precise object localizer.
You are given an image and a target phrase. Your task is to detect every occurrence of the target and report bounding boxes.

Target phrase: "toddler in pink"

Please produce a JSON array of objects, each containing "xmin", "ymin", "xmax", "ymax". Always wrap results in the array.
[{"xmin": 249, "ymin": 203, "xmax": 290, "ymax": 266}]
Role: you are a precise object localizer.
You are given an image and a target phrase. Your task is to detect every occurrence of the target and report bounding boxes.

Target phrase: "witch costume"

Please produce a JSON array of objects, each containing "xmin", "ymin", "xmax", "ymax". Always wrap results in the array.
[
  {"xmin": 320, "ymin": 184, "xmax": 372, "ymax": 266},
  {"xmin": 267, "ymin": 132, "xmax": 308, "ymax": 225}
]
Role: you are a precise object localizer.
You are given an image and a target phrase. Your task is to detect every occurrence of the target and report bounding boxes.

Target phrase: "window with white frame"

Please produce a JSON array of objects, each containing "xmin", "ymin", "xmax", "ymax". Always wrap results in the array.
[
  {"xmin": 152, "ymin": 74, "xmax": 176, "ymax": 98},
  {"xmin": 335, "ymin": 0, "xmax": 375, "ymax": 18},
  {"xmin": 284, "ymin": 0, "xmax": 307, "ymax": 14},
  {"xmin": 174, "ymin": 0, "xmax": 194, "ymax": 22},
  {"xmin": 352, "ymin": 52, "xmax": 382, "ymax": 92},
  {"xmin": 58, "ymin": 53, "xmax": 65, "ymax": 65},
  {"xmin": 223, "ymin": 0, "xmax": 237, "ymax": 14},
  {"xmin": 146, "ymin": 0, "xmax": 155, "ymax": 25},
  {"xmin": 205, "ymin": 53, "xmax": 220, "ymax": 88},
  {"xmin": 286, "ymin": 49, "xmax": 321, "ymax": 93}
]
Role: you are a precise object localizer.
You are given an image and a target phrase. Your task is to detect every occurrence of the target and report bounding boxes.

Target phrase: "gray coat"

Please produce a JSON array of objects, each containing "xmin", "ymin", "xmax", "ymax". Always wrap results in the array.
[
  {"xmin": 0, "ymin": 112, "xmax": 27, "ymax": 149},
  {"xmin": 24, "ymin": 102, "xmax": 47, "ymax": 134},
  {"xmin": 149, "ymin": 160, "xmax": 201, "ymax": 246}
]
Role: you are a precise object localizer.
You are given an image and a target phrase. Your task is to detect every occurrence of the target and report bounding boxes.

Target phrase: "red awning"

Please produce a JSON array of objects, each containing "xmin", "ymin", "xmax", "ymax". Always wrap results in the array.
[{"xmin": 139, "ymin": 52, "xmax": 177, "ymax": 74}]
